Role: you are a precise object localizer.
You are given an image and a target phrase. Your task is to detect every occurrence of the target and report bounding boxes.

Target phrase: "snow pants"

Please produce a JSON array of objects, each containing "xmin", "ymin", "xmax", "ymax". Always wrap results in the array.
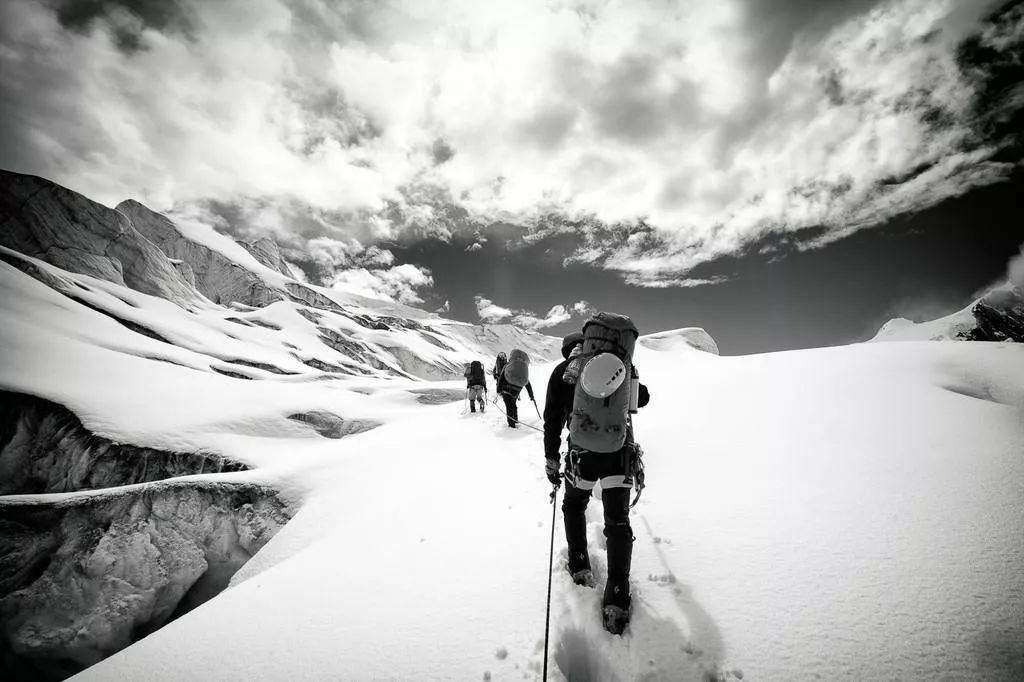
[
  {"xmin": 501, "ymin": 393, "xmax": 518, "ymax": 427},
  {"xmin": 468, "ymin": 385, "xmax": 486, "ymax": 412},
  {"xmin": 562, "ymin": 446, "xmax": 634, "ymax": 609}
]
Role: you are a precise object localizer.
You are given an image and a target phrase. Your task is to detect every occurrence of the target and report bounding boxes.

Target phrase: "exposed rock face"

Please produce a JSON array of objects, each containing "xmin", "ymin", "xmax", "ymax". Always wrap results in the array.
[
  {"xmin": 240, "ymin": 237, "xmax": 294, "ymax": 278},
  {"xmin": 0, "ymin": 481, "xmax": 291, "ymax": 680},
  {"xmin": 169, "ymin": 259, "xmax": 197, "ymax": 287},
  {"xmin": 117, "ymin": 200, "xmax": 285, "ymax": 308},
  {"xmin": 961, "ymin": 287, "xmax": 1024, "ymax": 342},
  {"xmin": 0, "ymin": 392, "xmax": 249, "ymax": 495},
  {"xmin": 0, "ymin": 171, "xmax": 200, "ymax": 306},
  {"xmin": 284, "ymin": 282, "xmax": 347, "ymax": 314},
  {"xmin": 383, "ymin": 345, "xmax": 464, "ymax": 380}
]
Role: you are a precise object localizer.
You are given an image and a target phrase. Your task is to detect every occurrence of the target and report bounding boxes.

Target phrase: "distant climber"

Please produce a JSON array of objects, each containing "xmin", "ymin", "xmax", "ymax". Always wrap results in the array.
[
  {"xmin": 492, "ymin": 352, "xmax": 507, "ymax": 381},
  {"xmin": 465, "ymin": 360, "xmax": 487, "ymax": 413},
  {"xmin": 496, "ymin": 349, "xmax": 535, "ymax": 428},
  {"xmin": 542, "ymin": 314, "xmax": 649, "ymax": 635}
]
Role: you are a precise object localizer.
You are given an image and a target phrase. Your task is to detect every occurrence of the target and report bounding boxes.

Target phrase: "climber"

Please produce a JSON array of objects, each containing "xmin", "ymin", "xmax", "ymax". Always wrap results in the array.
[
  {"xmin": 465, "ymin": 359, "xmax": 487, "ymax": 413},
  {"xmin": 542, "ymin": 314, "xmax": 649, "ymax": 635},
  {"xmin": 496, "ymin": 348, "xmax": 534, "ymax": 428}
]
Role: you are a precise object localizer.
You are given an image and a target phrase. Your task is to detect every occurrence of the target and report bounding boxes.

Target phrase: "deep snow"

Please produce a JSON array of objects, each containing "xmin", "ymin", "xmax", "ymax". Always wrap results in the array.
[{"xmin": 2, "ymin": 255, "xmax": 1023, "ymax": 680}]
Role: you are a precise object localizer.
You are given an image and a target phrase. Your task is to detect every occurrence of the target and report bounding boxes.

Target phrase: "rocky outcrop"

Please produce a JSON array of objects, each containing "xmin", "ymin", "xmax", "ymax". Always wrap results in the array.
[
  {"xmin": 382, "ymin": 345, "xmax": 463, "ymax": 380},
  {"xmin": 960, "ymin": 287, "xmax": 1024, "ymax": 342},
  {"xmin": 240, "ymin": 237, "xmax": 294, "ymax": 278},
  {"xmin": 0, "ymin": 171, "xmax": 200, "ymax": 307},
  {"xmin": 0, "ymin": 481, "xmax": 291, "ymax": 680},
  {"xmin": 0, "ymin": 392, "xmax": 248, "ymax": 495},
  {"xmin": 168, "ymin": 259, "xmax": 197, "ymax": 287},
  {"xmin": 284, "ymin": 282, "xmax": 348, "ymax": 314},
  {"xmin": 117, "ymin": 200, "xmax": 284, "ymax": 308}
]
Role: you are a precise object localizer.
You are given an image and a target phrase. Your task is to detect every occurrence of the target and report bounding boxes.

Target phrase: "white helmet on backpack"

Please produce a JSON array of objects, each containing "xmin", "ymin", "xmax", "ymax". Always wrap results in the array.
[{"xmin": 580, "ymin": 352, "xmax": 626, "ymax": 399}]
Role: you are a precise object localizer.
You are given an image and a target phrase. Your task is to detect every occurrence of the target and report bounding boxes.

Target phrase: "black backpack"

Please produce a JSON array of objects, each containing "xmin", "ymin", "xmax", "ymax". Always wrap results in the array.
[{"xmin": 468, "ymin": 360, "xmax": 486, "ymax": 385}]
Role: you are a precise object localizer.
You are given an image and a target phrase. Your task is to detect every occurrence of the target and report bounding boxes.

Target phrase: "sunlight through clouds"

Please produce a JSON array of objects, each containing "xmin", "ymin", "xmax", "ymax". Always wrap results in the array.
[{"xmin": 0, "ymin": 0, "xmax": 1019, "ymax": 287}]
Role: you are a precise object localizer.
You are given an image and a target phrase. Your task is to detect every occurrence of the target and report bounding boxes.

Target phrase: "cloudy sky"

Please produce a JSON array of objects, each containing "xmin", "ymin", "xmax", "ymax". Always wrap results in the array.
[{"xmin": 2, "ymin": 0, "xmax": 1022, "ymax": 353}]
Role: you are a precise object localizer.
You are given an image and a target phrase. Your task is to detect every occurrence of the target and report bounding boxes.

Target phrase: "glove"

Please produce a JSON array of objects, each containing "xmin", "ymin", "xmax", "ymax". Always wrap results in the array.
[{"xmin": 545, "ymin": 457, "xmax": 562, "ymax": 487}]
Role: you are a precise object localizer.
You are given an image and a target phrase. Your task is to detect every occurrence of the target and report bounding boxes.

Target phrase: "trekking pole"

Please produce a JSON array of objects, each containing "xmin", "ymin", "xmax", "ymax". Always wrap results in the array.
[
  {"xmin": 532, "ymin": 399, "xmax": 542, "ymax": 421},
  {"xmin": 542, "ymin": 483, "xmax": 559, "ymax": 681}
]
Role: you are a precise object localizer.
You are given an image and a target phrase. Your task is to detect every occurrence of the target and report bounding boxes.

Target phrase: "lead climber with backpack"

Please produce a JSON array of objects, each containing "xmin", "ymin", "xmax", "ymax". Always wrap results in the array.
[
  {"xmin": 542, "ymin": 313, "xmax": 650, "ymax": 635},
  {"xmin": 496, "ymin": 348, "xmax": 535, "ymax": 428},
  {"xmin": 465, "ymin": 360, "xmax": 487, "ymax": 413},
  {"xmin": 492, "ymin": 352, "xmax": 508, "ymax": 381}
]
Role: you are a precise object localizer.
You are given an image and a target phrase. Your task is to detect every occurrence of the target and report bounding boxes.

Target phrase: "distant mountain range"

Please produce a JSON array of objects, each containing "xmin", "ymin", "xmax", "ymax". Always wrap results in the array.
[{"xmin": 0, "ymin": 169, "xmax": 561, "ymax": 381}]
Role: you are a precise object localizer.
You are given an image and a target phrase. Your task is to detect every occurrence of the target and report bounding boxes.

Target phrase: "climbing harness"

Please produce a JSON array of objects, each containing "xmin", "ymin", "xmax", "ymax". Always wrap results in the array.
[{"xmin": 542, "ymin": 483, "xmax": 558, "ymax": 681}]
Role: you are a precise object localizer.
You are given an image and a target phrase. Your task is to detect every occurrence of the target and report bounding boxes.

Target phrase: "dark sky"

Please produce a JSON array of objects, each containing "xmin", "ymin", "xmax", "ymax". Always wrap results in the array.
[{"xmin": 394, "ymin": 170, "xmax": 1024, "ymax": 355}]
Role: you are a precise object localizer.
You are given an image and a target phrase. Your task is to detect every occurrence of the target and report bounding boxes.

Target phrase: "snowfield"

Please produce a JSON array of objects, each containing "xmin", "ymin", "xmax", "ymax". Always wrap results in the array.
[
  {"xmin": 3, "ymin": 254, "xmax": 1022, "ymax": 680},
  {"xmin": 0, "ymin": 171, "xmax": 1022, "ymax": 680}
]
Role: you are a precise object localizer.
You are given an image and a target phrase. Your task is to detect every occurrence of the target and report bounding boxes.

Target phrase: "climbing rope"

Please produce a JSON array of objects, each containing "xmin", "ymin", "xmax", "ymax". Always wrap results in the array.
[
  {"xmin": 542, "ymin": 483, "xmax": 558, "ymax": 681},
  {"xmin": 489, "ymin": 395, "xmax": 545, "ymax": 434}
]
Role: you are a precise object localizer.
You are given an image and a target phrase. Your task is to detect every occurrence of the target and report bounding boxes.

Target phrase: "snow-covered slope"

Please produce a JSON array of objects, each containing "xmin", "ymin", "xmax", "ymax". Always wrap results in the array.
[
  {"xmin": 3, "ymin": 241, "xmax": 1023, "ymax": 679},
  {"xmin": 0, "ymin": 170, "xmax": 560, "ymax": 383},
  {"xmin": 79, "ymin": 339, "xmax": 1024, "ymax": 682}
]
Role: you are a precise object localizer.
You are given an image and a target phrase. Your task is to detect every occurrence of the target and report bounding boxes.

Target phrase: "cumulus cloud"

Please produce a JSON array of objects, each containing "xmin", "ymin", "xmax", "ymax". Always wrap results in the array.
[
  {"xmin": 623, "ymin": 275, "xmax": 730, "ymax": 289},
  {"xmin": 329, "ymin": 263, "xmax": 434, "ymax": 305},
  {"xmin": 571, "ymin": 301, "xmax": 594, "ymax": 315},
  {"xmin": 475, "ymin": 295, "xmax": 593, "ymax": 329},
  {"xmin": 513, "ymin": 305, "xmax": 573, "ymax": 330},
  {"xmin": 474, "ymin": 296, "xmax": 515, "ymax": 323},
  {"xmin": 1, "ymin": 0, "xmax": 1020, "ymax": 287}
]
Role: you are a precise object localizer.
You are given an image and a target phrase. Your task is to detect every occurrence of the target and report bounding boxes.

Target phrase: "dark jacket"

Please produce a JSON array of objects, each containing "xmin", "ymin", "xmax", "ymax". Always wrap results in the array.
[
  {"xmin": 542, "ymin": 359, "xmax": 649, "ymax": 460},
  {"xmin": 497, "ymin": 372, "xmax": 534, "ymax": 401}
]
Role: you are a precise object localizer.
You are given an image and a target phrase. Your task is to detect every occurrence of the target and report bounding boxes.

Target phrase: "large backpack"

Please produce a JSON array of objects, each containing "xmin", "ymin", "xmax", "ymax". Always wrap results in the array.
[
  {"xmin": 568, "ymin": 312, "xmax": 639, "ymax": 453},
  {"xmin": 468, "ymin": 360, "xmax": 485, "ymax": 386},
  {"xmin": 502, "ymin": 349, "xmax": 529, "ymax": 389}
]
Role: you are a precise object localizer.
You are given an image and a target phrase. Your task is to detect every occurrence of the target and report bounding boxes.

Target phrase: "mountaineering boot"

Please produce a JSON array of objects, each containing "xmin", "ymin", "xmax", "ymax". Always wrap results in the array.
[
  {"xmin": 602, "ymin": 603, "xmax": 630, "ymax": 635},
  {"xmin": 570, "ymin": 567, "xmax": 596, "ymax": 587},
  {"xmin": 602, "ymin": 577, "xmax": 631, "ymax": 634}
]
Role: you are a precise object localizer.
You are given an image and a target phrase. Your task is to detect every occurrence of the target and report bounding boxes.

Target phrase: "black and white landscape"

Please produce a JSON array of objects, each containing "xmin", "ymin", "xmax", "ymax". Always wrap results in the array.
[{"xmin": 1, "ymin": 0, "xmax": 1023, "ymax": 680}]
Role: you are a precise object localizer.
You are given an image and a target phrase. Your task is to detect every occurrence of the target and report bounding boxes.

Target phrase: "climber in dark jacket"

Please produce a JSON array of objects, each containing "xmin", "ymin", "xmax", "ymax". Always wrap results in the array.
[
  {"xmin": 542, "ymin": 329, "xmax": 649, "ymax": 631},
  {"xmin": 496, "ymin": 371, "xmax": 534, "ymax": 428},
  {"xmin": 543, "ymin": 332, "xmax": 648, "ymax": 460}
]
